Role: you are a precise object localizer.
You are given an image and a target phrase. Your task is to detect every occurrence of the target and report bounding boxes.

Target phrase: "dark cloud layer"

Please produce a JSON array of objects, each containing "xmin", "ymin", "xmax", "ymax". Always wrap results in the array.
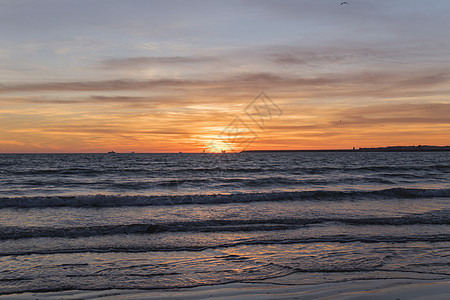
[{"xmin": 2, "ymin": 69, "xmax": 449, "ymax": 97}]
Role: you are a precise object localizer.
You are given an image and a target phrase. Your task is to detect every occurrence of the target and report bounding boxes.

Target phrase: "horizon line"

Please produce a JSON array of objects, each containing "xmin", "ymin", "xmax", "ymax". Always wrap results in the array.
[{"xmin": 1, "ymin": 145, "xmax": 450, "ymax": 154}]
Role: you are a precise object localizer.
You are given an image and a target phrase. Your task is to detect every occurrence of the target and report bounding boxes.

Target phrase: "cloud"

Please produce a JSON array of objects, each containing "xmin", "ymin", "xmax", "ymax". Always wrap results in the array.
[
  {"xmin": 0, "ymin": 74, "xmax": 291, "ymax": 94},
  {"xmin": 334, "ymin": 103, "xmax": 450, "ymax": 127},
  {"xmin": 100, "ymin": 56, "xmax": 219, "ymax": 69},
  {"xmin": 0, "ymin": 79, "xmax": 195, "ymax": 93},
  {"xmin": 265, "ymin": 47, "xmax": 382, "ymax": 66},
  {"xmin": 1, "ymin": 68, "xmax": 450, "ymax": 108}
]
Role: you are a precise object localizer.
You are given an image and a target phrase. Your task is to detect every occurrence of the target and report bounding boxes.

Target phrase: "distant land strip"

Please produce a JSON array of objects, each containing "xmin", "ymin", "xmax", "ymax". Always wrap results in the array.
[{"xmin": 241, "ymin": 146, "xmax": 450, "ymax": 153}]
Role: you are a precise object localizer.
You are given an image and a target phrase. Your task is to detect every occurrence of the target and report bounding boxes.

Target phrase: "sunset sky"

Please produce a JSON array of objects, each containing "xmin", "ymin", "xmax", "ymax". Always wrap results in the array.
[{"xmin": 1, "ymin": 0, "xmax": 450, "ymax": 153}]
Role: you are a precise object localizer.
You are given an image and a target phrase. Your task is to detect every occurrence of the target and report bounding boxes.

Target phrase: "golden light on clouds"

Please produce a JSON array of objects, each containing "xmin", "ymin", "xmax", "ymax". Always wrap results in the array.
[{"xmin": 1, "ymin": 86, "xmax": 449, "ymax": 153}]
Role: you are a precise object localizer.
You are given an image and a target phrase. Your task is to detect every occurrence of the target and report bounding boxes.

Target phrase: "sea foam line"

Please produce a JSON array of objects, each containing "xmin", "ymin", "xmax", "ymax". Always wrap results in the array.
[
  {"xmin": 0, "ymin": 188, "xmax": 449, "ymax": 208},
  {"xmin": 1, "ymin": 213, "xmax": 449, "ymax": 240},
  {"xmin": 1, "ymin": 234, "xmax": 449, "ymax": 257}
]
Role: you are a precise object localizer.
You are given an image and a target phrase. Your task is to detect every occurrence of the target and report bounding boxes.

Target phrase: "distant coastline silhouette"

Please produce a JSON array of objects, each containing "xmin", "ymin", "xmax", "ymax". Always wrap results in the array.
[{"xmin": 242, "ymin": 145, "xmax": 450, "ymax": 153}]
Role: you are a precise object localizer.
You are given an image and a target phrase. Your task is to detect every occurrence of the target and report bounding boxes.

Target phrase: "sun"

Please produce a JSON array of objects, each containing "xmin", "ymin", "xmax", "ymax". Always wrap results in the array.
[{"xmin": 204, "ymin": 140, "xmax": 231, "ymax": 153}]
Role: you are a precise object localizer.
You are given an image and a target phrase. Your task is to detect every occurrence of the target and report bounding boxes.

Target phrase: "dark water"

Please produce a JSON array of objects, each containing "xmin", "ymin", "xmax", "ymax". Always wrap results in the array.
[{"xmin": 0, "ymin": 152, "xmax": 449, "ymax": 294}]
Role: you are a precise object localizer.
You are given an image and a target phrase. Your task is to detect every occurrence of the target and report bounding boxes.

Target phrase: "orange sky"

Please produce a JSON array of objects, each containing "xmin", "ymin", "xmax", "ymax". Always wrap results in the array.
[
  {"xmin": 1, "ymin": 86, "xmax": 449, "ymax": 153},
  {"xmin": 1, "ymin": 1, "xmax": 450, "ymax": 153}
]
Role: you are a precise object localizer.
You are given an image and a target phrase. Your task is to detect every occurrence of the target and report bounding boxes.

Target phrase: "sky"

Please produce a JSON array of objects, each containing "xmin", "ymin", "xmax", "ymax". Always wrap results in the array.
[{"xmin": 1, "ymin": 0, "xmax": 450, "ymax": 153}]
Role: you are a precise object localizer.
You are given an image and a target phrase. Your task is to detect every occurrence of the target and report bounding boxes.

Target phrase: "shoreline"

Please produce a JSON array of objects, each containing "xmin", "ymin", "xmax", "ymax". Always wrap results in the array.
[{"xmin": 2, "ymin": 278, "xmax": 449, "ymax": 299}]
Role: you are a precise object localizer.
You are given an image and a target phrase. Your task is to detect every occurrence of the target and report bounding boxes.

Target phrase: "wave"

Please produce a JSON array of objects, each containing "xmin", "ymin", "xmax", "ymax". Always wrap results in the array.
[
  {"xmin": 0, "ymin": 187, "xmax": 449, "ymax": 209},
  {"xmin": 1, "ymin": 213, "xmax": 449, "ymax": 240},
  {"xmin": 1, "ymin": 234, "xmax": 449, "ymax": 257},
  {"xmin": 5, "ymin": 164, "xmax": 449, "ymax": 177},
  {"xmin": 2, "ymin": 175, "xmax": 397, "ymax": 190}
]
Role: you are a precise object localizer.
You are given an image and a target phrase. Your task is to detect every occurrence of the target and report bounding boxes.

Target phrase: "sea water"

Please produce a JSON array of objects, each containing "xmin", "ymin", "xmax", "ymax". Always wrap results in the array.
[{"xmin": 0, "ymin": 152, "xmax": 449, "ymax": 294}]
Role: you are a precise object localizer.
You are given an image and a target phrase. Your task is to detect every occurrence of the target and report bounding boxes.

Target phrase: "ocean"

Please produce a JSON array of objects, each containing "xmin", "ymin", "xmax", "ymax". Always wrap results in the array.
[{"xmin": 0, "ymin": 152, "xmax": 449, "ymax": 295}]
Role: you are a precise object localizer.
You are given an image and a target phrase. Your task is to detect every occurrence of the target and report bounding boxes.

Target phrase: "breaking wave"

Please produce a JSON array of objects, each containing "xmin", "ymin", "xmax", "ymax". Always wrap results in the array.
[{"xmin": 0, "ymin": 187, "xmax": 449, "ymax": 209}]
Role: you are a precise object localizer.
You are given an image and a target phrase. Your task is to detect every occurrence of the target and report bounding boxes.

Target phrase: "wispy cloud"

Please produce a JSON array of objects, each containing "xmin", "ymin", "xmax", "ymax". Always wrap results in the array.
[
  {"xmin": 2, "ymin": 68, "xmax": 450, "ymax": 101},
  {"xmin": 100, "ymin": 56, "xmax": 219, "ymax": 69},
  {"xmin": 0, "ymin": 79, "xmax": 195, "ymax": 93},
  {"xmin": 336, "ymin": 103, "xmax": 450, "ymax": 125}
]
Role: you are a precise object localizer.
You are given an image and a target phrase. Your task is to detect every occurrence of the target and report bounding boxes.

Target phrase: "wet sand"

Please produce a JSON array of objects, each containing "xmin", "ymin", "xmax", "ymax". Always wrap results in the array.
[{"xmin": 2, "ymin": 279, "xmax": 448, "ymax": 299}]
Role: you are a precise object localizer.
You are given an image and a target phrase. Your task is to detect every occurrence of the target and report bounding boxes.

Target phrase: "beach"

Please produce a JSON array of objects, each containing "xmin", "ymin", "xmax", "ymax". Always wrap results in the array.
[{"xmin": 2, "ymin": 279, "xmax": 449, "ymax": 299}]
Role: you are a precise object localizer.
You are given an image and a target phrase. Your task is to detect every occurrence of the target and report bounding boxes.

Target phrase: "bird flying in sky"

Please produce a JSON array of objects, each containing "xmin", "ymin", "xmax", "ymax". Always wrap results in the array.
[{"xmin": 341, "ymin": 1, "xmax": 349, "ymax": 5}]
